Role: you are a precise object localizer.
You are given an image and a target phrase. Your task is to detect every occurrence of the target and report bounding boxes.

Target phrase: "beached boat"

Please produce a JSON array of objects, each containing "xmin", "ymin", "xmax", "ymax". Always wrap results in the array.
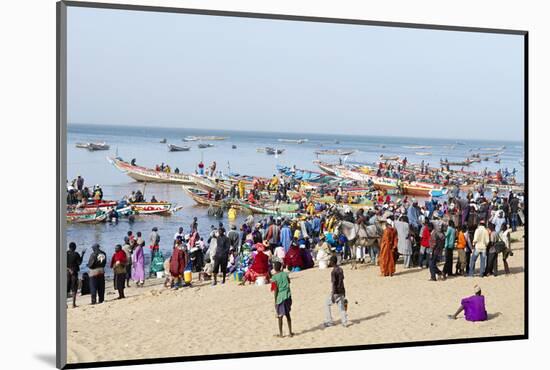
[
  {"xmin": 278, "ymin": 138, "xmax": 308, "ymax": 144},
  {"xmin": 168, "ymin": 144, "xmax": 191, "ymax": 152},
  {"xmin": 440, "ymin": 159, "xmax": 473, "ymax": 167},
  {"xmin": 315, "ymin": 149, "xmax": 356, "ymax": 156},
  {"xmin": 67, "ymin": 210, "xmax": 107, "ymax": 224},
  {"xmin": 107, "ymin": 157, "xmax": 196, "ymax": 185},
  {"xmin": 198, "ymin": 143, "xmax": 214, "ymax": 149},
  {"xmin": 181, "ymin": 186, "xmax": 235, "ymax": 208},
  {"xmin": 265, "ymin": 147, "xmax": 284, "ymax": 155},
  {"xmin": 129, "ymin": 202, "xmax": 174, "ymax": 215},
  {"xmin": 236, "ymin": 200, "xmax": 301, "ymax": 218}
]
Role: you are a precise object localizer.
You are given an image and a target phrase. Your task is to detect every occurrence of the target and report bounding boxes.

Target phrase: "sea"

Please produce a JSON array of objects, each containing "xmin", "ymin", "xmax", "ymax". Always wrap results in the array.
[{"xmin": 67, "ymin": 123, "xmax": 524, "ymax": 275}]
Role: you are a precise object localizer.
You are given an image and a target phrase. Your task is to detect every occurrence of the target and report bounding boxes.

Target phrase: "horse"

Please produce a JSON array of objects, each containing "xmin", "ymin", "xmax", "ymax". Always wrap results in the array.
[{"xmin": 334, "ymin": 219, "xmax": 384, "ymax": 269}]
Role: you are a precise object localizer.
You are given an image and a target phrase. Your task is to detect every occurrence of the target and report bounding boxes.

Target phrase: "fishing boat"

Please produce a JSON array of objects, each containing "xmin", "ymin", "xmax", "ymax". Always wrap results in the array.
[
  {"xmin": 256, "ymin": 148, "xmax": 266, "ymax": 153},
  {"xmin": 415, "ymin": 152, "xmax": 432, "ymax": 156},
  {"xmin": 67, "ymin": 210, "xmax": 107, "ymax": 224},
  {"xmin": 440, "ymin": 159, "xmax": 473, "ymax": 166},
  {"xmin": 265, "ymin": 147, "xmax": 284, "ymax": 155},
  {"xmin": 315, "ymin": 149, "xmax": 356, "ymax": 156},
  {"xmin": 455, "ymin": 141, "xmax": 466, "ymax": 145},
  {"xmin": 232, "ymin": 145, "xmax": 237, "ymax": 149},
  {"xmin": 75, "ymin": 142, "xmax": 90, "ymax": 148},
  {"xmin": 379, "ymin": 155, "xmax": 400, "ymax": 161},
  {"xmin": 278, "ymin": 138, "xmax": 308, "ymax": 144},
  {"xmin": 403, "ymin": 145, "xmax": 432, "ymax": 149},
  {"xmin": 182, "ymin": 136, "xmax": 199, "ymax": 142},
  {"xmin": 196, "ymin": 136, "xmax": 227, "ymax": 141},
  {"xmin": 480, "ymin": 146, "xmax": 506, "ymax": 151},
  {"xmin": 69, "ymin": 200, "xmax": 118, "ymax": 213},
  {"xmin": 198, "ymin": 143, "xmax": 214, "ymax": 149},
  {"xmin": 87, "ymin": 142, "xmax": 110, "ymax": 151},
  {"xmin": 181, "ymin": 186, "xmax": 234, "ymax": 208},
  {"xmin": 168, "ymin": 144, "xmax": 191, "ymax": 152},
  {"xmin": 160, "ymin": 138, "xmax": 167, "ymax": 143},
  {"xmin": 495, "ymin": 158, "xmax": 501, "ymax": 164},
  {"xmin": 129, "ymin": 202, "xmax": 174, "ymax": 215},
  {"xmin": 276, "ymin": 165, "xmax": 335, "ymax": 183},
  {"xmin": 236, "ymin": 200, "xmax": 301, "ymax": 218},
  {"xmin": 107, "ymin": 157, "xmax": 196, "ymax": 185}
]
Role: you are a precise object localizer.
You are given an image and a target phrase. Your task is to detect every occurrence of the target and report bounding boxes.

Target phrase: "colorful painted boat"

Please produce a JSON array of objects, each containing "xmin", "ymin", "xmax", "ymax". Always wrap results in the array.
[
  {"xmin": 107, "ymin": 157, "xmax": 195, "ymax": 185},
  {"xmin": 130, "ymin": 202, "xmax": 173, "ymax": 215},
  {"xmin": 67, "ymin": 210, "xmax": 107, "ymax": 224},
  {"xmin": 236, "ymin": 200, "xmax": 301, "ymax": 217},
  {"xmin": 168, "ymin": 144, "xmax": 190, "ymax": 152},
  {"xmin": 182, "ymin": 186, "xmax": 233, "ymax": 208}
]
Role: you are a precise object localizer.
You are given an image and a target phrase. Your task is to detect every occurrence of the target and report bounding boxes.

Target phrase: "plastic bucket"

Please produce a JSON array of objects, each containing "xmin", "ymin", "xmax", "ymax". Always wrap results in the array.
[
  {"xmin": 184, "ymin": 271, "xmax": 192, "ymax": 284},
  {"xmin": 256, "ymin": 276, "xmax": 266, "ymax": 286},
  {"xmin": 319, "ymin": 260, "xmax": 328, "ymax": 269},
  {"xmin": 156, "ymin": 271, "xmax": 164, "ymax": 279}
]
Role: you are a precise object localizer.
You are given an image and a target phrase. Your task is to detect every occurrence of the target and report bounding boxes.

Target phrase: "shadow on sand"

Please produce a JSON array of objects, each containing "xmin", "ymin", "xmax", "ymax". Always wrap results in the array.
[
  {"xmin": 34, "ymin": 353, "xmax": 56, "ymax": 367},
  {"xmin": 296, "ymin": 311, "xmax": 389, "ymax": 336}
]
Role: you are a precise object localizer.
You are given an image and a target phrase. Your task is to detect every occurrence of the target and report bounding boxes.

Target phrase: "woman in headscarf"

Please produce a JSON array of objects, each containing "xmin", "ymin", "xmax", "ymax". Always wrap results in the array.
[
  {"xmin": 240, "ymin": 242, "xmax": 270, "ymax": 285},
  {"xmin": 110, "ymin": 244, "xmax": 128, "ymax": 299},
  {"xmin": 131, "ymin": 239, "xmax": 145, "ymax": 287},
  {"xmin": 284, "ymin": 241, "xmax": 304, "ymax": 271},
  {"xmin": 168, "ymin": 239, "xmax": 187, "ymax": 289},
  {"xmin": 379, "ymin": 219, "xmax": 398, "ymax": 277}
]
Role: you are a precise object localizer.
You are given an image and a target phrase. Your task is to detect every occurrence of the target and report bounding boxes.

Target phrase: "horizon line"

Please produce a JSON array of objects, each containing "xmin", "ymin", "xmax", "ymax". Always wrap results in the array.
[{"xmin": 67, "ymin": 122, "xmax": 524, "ymax": 144}]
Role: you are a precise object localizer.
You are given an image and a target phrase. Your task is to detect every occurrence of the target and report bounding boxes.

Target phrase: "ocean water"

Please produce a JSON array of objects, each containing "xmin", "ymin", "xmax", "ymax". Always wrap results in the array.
[{"xmin": 67, "ymin": 123, "xmax": 524, "ymax": 275}]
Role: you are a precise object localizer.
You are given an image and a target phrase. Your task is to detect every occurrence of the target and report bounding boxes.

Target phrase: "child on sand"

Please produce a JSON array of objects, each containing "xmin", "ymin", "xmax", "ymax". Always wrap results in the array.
[{"xmin": 271, "ymin": 261, "xmax": 293, "ymax": 337}]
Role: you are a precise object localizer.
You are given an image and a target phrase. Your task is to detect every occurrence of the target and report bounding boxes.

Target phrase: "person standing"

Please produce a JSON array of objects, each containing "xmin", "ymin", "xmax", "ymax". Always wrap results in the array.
[
  {"xmin": 509, "ymin": 194, "xmax": 519, "ymax": 232},
  {"xmin": 227, "ymin": 224, "xmax": 240, "ymax": 254},
  {"xmin": 212, "ymin": 228, "xmax": 230, "ymax": 286},
  {"xmin": 395, "ymin": 216, "xmax": 413, "ymax": 268},
  {"xmin": 499, "ymin": 224, "xmax": 513, "ymax": 274},
  {"xmin": 87, "ymin": 244, "xmax": 107, "ymax": 305},
  {"xmin": 455, "ymin": 225, "xmax": 468, "ymax": 276},
  {"xmin": 132, "ymin": 239, "xmax": 145, "ymax": 287},
  {"xmin": 324, "ymin": 256, "xmax": 349, "ymax": 327},
  {"xmin": 271, "ymin": 261, "xmax": 293, "ymax": 337},
  {"xmin": 429, "ymin": 223, "xmax": 445, "ymax": 281},
  {"xmin": 111, "ymin": 244, "xmax": 128, "ymax": 299},
  {"xmin": 418, "ymin": 219, "xmax": 432, "ymax": 268},
  {"xmin": 484, "ymin": 224, "xmax": 499, "ymax": 277},
  {"xmin": 67, "ymin": 242, "xmax": 85, "ymax": 308},
  {"xmin": 169, "ymin": 239, "xmax": 187, "ymax": 289},
  {"xmin": 469, "ymin": 220, "xmax": 490, "ymax": 277},
  {"xmin": 122, "ymin": 237, "xmax": 134, "ymax": 288},
  {"xmin": 280, "ymin": 221, "xmax": 292, "ymax": 253},
  {"xmin": 379, "ymin": 219, "xmax": 398, "ymax": 277},
  {"xmin": 442, "ymin": 221, "xmax": 456, "ymax": 278}
]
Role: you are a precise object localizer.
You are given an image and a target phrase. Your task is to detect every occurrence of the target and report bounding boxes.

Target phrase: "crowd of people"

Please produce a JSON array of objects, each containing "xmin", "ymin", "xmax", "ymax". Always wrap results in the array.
[{"xmin": 67, "ymin": 185, "xmax": 523, "ymax": 331}]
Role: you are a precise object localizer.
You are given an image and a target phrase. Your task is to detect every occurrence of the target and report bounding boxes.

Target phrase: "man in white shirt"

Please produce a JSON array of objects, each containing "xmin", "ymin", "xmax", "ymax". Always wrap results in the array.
[{"xmin": 469, "ymin": 220, "xmax": 490, "ymax": 277}]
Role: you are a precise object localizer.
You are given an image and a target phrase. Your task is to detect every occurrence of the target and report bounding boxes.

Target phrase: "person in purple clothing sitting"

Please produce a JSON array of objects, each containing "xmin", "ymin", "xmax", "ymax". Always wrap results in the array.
[{"xmin": 448, "ymin": 285, "xmax": 488, "ymax": 321}]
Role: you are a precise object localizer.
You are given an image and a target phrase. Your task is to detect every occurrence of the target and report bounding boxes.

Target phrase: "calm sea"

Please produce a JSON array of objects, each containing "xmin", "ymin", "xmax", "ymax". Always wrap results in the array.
[{"xmin": 67, "ymin": 123, "xmax": 524, "ymax": 275}]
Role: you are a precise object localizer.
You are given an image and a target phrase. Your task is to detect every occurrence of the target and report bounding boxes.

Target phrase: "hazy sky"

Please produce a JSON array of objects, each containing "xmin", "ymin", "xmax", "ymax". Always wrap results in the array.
[{"xmin": 67, "ymin": 7, "xmax": 525, "ymax": 141}]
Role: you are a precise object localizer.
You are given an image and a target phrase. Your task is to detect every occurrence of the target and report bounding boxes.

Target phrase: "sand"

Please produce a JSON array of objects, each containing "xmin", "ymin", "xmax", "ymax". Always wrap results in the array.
[{"xmin": 66, "ymin": 229, "xmax": 525, "ymax": 364}]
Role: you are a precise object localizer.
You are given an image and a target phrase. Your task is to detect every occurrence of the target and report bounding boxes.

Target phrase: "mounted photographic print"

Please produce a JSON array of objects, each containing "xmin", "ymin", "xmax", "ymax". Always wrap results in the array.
[{"xmin": 57, "ymin": 1, "xmax": 527, "ymax": 368}]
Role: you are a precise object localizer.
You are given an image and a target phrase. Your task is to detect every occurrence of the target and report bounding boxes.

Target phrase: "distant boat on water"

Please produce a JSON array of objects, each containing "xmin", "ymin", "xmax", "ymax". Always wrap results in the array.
[
  {"xmin": 168, "ymin": 144, "xmax": 190, "ymax": 152},
  {"xmin": 198, "ymin": 143, "xmax": 214, "ymax": 149},
  {"xmin": 278, "ymin": 138, "xmax": 308, "ymax": 144},
  {"xmin": 315, "ymin": 149, "xmax": 356, "ymax": 156},
  {"xmin": 265, "ymin": 147, "xmax": 284, "ymax": 155},
  {"xmin": 182, "ymin": 136, "xmax": 199, "ymax": 142},
  {"xmin": 403, "ymin": 145, "xmax": 432, "ymax": 149},
  {"xmin": 415, "ymin": 152, "xmax": 432, "ymax": 156},
  {"xmin": 76, "ymin": 142, "xmax": 110, "ymax": 151},
  {"xmin": 455, "ymin": 141, "xmax": 466, "ymax": 145}
]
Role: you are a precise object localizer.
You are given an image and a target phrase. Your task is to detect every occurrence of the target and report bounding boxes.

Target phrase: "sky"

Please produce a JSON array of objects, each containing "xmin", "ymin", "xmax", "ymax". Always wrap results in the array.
[{"xmin": 67, "ymin": 7, "xmax": 525, "ymax": 141}]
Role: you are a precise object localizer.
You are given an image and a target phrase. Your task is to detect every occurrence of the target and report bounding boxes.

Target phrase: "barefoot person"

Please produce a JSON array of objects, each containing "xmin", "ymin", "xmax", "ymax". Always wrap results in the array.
[
  {"xmin": 111, "ymin": 244, "xmax": 128, "ymax": 299},
  {"xmin": 67, "ymin": 242, "xmax": 85, "ymax": 308},
  {"xmin": 271, "ymin": 261, "xmax": 293, "ymax": 337},
  {"xmin": 324, "ymin": 256, "xmax": 349, "ymax": 327},
  {"xmin": 448, "ymin": 285, "xmax": 488, "ymax": 321}
]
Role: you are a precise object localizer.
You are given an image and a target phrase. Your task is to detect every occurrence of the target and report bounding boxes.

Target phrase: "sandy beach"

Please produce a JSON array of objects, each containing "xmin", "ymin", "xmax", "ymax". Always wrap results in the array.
[{"xmin": 66, "ymin": 229, "xmax": 525, "ymax": 364}]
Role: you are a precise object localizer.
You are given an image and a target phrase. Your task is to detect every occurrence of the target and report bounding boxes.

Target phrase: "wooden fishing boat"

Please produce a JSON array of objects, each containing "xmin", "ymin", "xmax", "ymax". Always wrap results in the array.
[
  {"xmin": 75, "ymin": 142, "xmax": 90, "ymax": 148},
  {"xmin": 87, "ymin": 142, "xmax": 110, "ymax": 151},
  {"xmin": 129, "ymin": 202, "xmax": 173, "ymax": 215},
  {"xmin": 379, "ymin": 155, "xmax": 400, "ymax": 161},
  {"xmin": 278, "ymin": 138, "xmax": 308, "ymax": 144},
  {"xmin": 160, "ymin": 138, "xmax": 167, "ymax": 143},
  {"xmin": 67, "ymin": 210, "xmax": 107, "ymax": 224},
  {"xmin": 196, "ymin": 136, "xmax": 227, "ymax": 141},
  {"xmin": 403, "ymin": 145, "xmax": 432, "ymax": 149},
  {"xmin": 415, "ymin": 152, "xmax": 432, "ymax": 156},
  {"xmin": 107, "ymin": 157, "xmax": 196, "ymax": 185},
  {"xmin": 315, "ymin": 149, "xmax": 356, "ymax": 156},
  {"xmin": 236, "ymin": 200, "xmax": 301, "ymax": 218},
  {"xmin": 167, "ymin": 144, "xmax": 191, "ymax": 152},
  {"xmin": 265, "ymin": 147, "xmax": 284, "ymax": 155},
  {"xmin": 182, "ymin": 136, "xmax": 199, "ymax": 142},
  {"xmin": 198, "ymin": 143, "xmax": 214, "ymax": 149},
  {"xmin": 182, "ymin": 186, "xmax": 234, "ymax": 208},
  {"xmin": 69, "ymin": 200, "xmax": 118, "ymax": 213},
  {"xmin": 440, "ymin": 159, "xmax": 473, "ymax": 167}
]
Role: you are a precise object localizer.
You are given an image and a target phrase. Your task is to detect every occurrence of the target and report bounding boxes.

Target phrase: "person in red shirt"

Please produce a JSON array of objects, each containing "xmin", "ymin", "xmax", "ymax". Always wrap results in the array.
[
  {"xmin": 418, "ymin": 220, "xmax": 433, "ymax": 268},
  {"xmin": 169, "ymin": 240, "xmax": 187, "ymax": 289},
  {"xmin": 240, "ymin": 243, "xmax": 270, "ymax": 285},
  {"xmin": 110, "ymin": 244, "xmax": 128, "ymax": 299}
]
